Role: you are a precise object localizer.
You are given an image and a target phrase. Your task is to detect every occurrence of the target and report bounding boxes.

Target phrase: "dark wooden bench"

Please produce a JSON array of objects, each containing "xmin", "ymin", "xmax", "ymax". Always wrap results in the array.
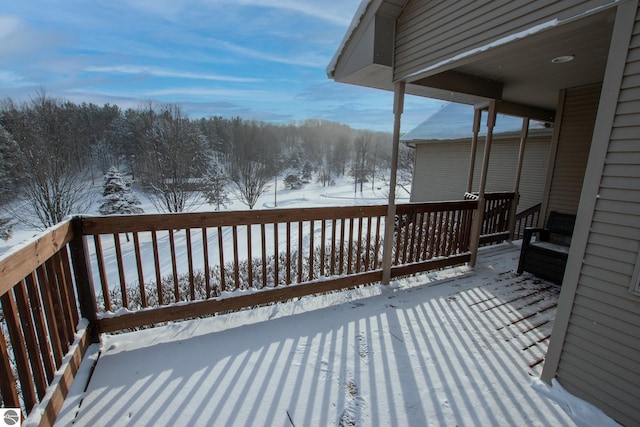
[{"xmin": 517, "ymin": 211, "xmax": 576, "ymax": 285}]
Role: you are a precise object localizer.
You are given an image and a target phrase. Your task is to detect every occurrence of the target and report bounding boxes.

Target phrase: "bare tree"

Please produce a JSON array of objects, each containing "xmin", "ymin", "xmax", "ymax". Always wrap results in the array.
[
  {"xmin": 227, "ymin": 119, "xmax": 278, "ymax": 209},
  {"xmin": 1, "ymin": 93, "xmax": 93, "ymax": 229},
  {"xmin": 0, "ymin": 124, "xmax": 17, "ymax": 238},
  {"xmin": 229, "ymin": 159, "xmax": 272, "ymax": 209},
  {"xmin": 142, "ymin": 104, "xmax": 209, "ymax": 213},
  {"xmin": 353, "ymin": 130, "xmax": 372, "ymax": 194}
]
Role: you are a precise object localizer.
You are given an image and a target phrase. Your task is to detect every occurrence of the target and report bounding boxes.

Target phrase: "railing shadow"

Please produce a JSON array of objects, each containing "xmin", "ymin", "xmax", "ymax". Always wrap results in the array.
[{"xmin": 70, "ymin": 256, "xmax": 575, "ymax": 426}]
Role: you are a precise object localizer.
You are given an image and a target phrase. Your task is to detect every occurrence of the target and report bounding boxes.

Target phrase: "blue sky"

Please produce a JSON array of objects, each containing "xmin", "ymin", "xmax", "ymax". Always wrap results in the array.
[{"xmin": 0, "ymin": 0, "xmax": 445, "ymax": 132}]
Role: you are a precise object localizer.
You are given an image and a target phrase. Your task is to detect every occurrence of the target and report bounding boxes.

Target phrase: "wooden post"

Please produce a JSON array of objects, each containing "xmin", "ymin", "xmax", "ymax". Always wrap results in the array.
[
  {"xmin": 467, "ymin": 108, "xmax": 483, "ymax": 193},
  {"xmin": 382, "ymin": 81, "xmax": 405, "ymax": 284},
  {"xmin": 469, "ymin": 100, "xmax": 497, "ymax": 266},
  {"xmin": 68, "ymin": 217, "xmax": 99, "ymax": 343},
  {"xmin": 508, "ymin": 117, "xmax": 530, "ymax": 240}
]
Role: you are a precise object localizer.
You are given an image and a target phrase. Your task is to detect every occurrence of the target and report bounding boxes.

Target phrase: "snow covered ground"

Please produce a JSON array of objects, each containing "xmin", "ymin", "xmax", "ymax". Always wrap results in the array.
[
  {"xmin": 0, "ymin": 176, "xmax": 402, "ymax": 259},
  {"xmin": 40, "ymin": 244, "xmax": 618, "ymax": 427}
]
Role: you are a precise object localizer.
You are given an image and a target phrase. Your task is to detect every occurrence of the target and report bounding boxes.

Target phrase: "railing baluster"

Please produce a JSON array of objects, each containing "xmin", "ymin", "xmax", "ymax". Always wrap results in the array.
[
  {"xmin": 133, "ymin": 232, "xmax": 147, "ymax": 307},
  {"xmin": 309, "ymin": 220, "xmax": 314, "ymax": 282},
  {"xmin": 0, "ymin": 322, "xmax": 21, "ymax": 412},
  {"xmin": 1, "ymin": 290, "xmax": 37, "ymax": 411},
  {"xmin": 356, "ymin": 217, "xmax": 363, "ymax": 273},
  {"xmin": 58, "ymin": 248, "xmax": 79, "ymax": 328},
  {"xmin": 25, "ymin": 272, "xmax": 55, "ymax": 382},
  {"xmin": 232, "ymin": 225, "xmax": 240, "ymax": 289},
  {"xmin": 186, "ymin": 228, "xmax": 195, "ymax": 300},
  {"xmin": 331, "ymin": 219, "xmax": 337, "ymax": 275},
  {"xmin": 297, "ymin": 221, "xmax": 303, "ymax": 284},
  {"xmin": 364, "ymin": 217, "xmax": 372, "ymax": 271},
  {"xmin": 14, "ymin": 280, "xmax": 47, "ymax": 399},
  {"xmin": 273, "ymin": 223, "xmax": 279, "ymax": 286},
  {"xmin": 217, "ymin": 226, "xmax": 226, "ymax": 292},
  {"xmin": 51, "ymin": 252, "xmax": 76, "ymax": 341},
  {"xmin": 347, "ymin": 218, "xmax": 354, "ymax": 275},
  {"xmin": 320, "ymin": 219, "xmax": 327, "ymax": 276},
  {"xmin": 113, "ymin": 233, "xmax": 128, "ymax": 308},
  {"xmin": 339, "ymin": 218, "xmax": 346, "ymax": 275},
  {"xmin": 151, "ymin": 230, "xmax": 163, "ymax": 305},
  {"xmin": 286, "ymin": 222, "xmax": 291, "ymax": 285},
  {"xmin": 44, "ymin": 259, "xmax": 70, "ymax": 353},
  {"xmin": 36, "ymin": 265, "xmax": 64, "ymax": 367},
  {"xmin": 203, "ymin": 228, "xmax": 211, "ymax": 298},
  {"xmin": 374, "ymin": 215, "xmax": 382, "ymax": 269},
  {"xmin": 93, "ymin": 235, "xmax": 110, "ymax": 311},
  {"xmin": 407, "ymin": 212, "xmax": 416, "ymax": 262},
  {"xmin": 261, "ymin": 224, "xmax": 267, "ymax": 289},
  {"xmin": 247, "ymin": 225, "xmax": 253, "ymax": 289},
  {"xmin": 168, "ymin": 230, "xmax": 179, "ymax": 302}
]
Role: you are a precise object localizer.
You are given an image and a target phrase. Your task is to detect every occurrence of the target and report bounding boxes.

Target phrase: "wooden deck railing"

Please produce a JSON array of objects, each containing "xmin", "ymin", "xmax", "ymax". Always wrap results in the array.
[
  {"xmin": 0, "ymin": 221, "xmax": 94, "ymax": 426},
  {"xmin": 464, "ymin": 191, "xmax": 515, "ymax": 245},
  {"xmin": 479, "ymin": 192, "xmax": 515, "ymax": 245},
  {"xmin": 0, "ymin": 196, "xmax": 509, "ymax": 424},
  {"xmin": 513, "ymin": 203, "xmax": 542, "ymax": 240}
]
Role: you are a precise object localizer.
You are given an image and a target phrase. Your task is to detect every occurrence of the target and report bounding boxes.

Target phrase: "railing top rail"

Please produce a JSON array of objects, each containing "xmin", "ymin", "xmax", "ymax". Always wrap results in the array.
[
  {"xmin": 395, "ymin": 200, "xmax": 477, "ymax": 214},
  {"xmin": 516, "ymin": 203, "xmax": 542, "ymax": 219},
  {"xmin": 484, "ymin": 192, "xmax": 516, "ymax": 200},
  {"xmin": 0, "ymin": 220, "xmax": 74, "ymax": 296},
  {"xmin": 80, "ymin": 204, "xmax": 389, "ymax": 235}
]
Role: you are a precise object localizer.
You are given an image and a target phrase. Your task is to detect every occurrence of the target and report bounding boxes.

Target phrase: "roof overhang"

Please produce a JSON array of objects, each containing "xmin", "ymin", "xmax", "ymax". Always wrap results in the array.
[{"xmin": 328, "ymin": 1, "xmax": 616, "ymax": 122}]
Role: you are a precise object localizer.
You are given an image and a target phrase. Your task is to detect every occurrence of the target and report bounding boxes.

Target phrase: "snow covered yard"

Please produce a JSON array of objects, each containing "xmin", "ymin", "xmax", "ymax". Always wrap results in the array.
[{"xmin": 51, "ymin": 243, "xmax": 613, "ymax": 426}]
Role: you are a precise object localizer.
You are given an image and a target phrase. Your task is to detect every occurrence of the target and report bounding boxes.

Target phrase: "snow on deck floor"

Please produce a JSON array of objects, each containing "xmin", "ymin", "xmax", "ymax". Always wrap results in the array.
[{"xmin": 58, "ymin": 243, "xmax": 596, "ymax": 426}]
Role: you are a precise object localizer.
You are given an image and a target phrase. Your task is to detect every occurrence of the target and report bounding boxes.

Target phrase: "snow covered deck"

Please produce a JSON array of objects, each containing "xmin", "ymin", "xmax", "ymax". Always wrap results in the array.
[{"xmin": 57, "ymin": 243, "xmax": 579, "ymax": 426}]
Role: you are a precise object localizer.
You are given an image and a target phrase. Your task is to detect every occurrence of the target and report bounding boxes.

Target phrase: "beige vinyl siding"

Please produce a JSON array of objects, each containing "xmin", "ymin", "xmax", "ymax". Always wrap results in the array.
[
  {"xmin": 411, "ymin": 133, "xmax": 550, "ymax": 211},
  {"xmin": 411, "ymin": 140, "xmax": 470, "ymax": 202},
  {"xmin": 553, "ymin": 5, "xmax": 640, "ymax": 425},
  {"xmin": 546, "ymin": 85, "xmax": 601, "ymax": 216},
  {"xmin": 394, "ymin": 0, "xmax": 615, "ymax": 82}
]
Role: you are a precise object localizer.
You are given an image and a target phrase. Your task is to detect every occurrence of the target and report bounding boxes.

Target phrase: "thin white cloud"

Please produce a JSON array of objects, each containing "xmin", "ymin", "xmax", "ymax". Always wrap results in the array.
[
  {"xmin": 146, "ymin": 86, "xmax": 277, "ymax": 101},
  {"xmin": 85, "ymin": 65, "xmax": 263, "ymax": 83},
  {"xmin": 210, "ymin": 38, "xmax": 326, "ymax": 67},
  {"xmin": 0, "ymin": 14, "xmax": 62, "ymax": 60},
  {"xmin": 229, "ymin": 0, "xmax": 354, "ymax": 26}
]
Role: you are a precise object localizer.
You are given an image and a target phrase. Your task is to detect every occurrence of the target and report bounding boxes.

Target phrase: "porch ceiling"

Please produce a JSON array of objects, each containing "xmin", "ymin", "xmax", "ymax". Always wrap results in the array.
[{"xmin": 406, "ymin": 8, "xmax": 615, "ymax": 119}]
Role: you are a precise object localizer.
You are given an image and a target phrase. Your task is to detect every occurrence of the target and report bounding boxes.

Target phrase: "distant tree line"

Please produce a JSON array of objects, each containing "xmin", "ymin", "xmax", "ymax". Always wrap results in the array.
[{"xmin": 0, "ymin": 92, "xmax": 413, "ymax": 236}]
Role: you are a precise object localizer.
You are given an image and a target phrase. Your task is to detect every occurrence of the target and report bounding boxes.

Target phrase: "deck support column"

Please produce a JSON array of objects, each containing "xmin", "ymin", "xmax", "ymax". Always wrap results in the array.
[
  {"xmin": 469, "ymin": 100, "xmax": 497, "ymax": 266},
  {"xmin": 382, "ymin": 81, "xmax": 405, "ymax": 285},
  {"xmin": 508, "ymin": 118, "xmax": 530, "ymax": 240},
  {"xmin": 466, "ymin": 108, "xmax": 483, "ymax": 193}
]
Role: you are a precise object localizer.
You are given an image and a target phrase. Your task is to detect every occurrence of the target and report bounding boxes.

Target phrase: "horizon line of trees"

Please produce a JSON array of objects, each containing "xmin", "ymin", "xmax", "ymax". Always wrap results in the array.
[{"xmin": 0, "ymin": 91, "xmax": 413, "ymax": 238}]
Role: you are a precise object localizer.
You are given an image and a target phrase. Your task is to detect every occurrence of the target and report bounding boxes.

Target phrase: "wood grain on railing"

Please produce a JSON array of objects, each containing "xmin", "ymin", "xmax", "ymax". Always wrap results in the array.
[
  {"xmin": 0, "ymin": 198, "xmax": 490, "ymax": 422},
  {"xmin": 480, "ymin": 192, "xmax": 515, "ymax": 245},
  {"xmin": 0, "ymin": 220, "xmax": 84, "ymax": 422},
  {"xmin": 81, "ymin": 201, "xmax": 478, "ymax": 332},
  {"xmin": 514, "ymin": 203, "xmax": 542, "ymax": 240},
  {"xmin": 82, "ymin": 206, "xmax": 387, "ymax": 317},
  {"xmin": 392, "ymin": 200, "xmax": 476, "ymax": 276}
]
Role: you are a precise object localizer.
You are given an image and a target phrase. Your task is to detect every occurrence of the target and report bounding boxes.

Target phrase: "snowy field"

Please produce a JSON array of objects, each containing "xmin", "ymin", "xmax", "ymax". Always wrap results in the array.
[
  {"xmin": 0, "ymin": 176, "xmax": 402, "ymax": 260},
  {"xmin": 37, "ymin": 244, "xmax": 619, "ymax": 427}
]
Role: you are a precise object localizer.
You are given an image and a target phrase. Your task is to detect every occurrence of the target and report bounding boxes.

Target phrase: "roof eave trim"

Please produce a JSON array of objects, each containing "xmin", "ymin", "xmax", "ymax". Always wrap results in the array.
[{"xmin": 326, "ymin": 0, "xmax": 375, "ymax": 78}]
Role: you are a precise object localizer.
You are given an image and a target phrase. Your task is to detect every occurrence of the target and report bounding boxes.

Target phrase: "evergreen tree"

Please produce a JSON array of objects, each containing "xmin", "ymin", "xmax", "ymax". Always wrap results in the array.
[
  {"xmin": 99, "ymin": 167, "xmax": 144, "ymax": 215},
  {"xmin": 203, "ymin": 160, "xmax": 230, "ymax": 211}
]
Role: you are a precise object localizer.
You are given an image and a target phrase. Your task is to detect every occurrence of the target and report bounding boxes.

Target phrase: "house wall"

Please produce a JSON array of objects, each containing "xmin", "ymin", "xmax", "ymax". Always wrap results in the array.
[
  {"xmin": 394, "ymin": 0, "xmax": 616, "ymax": 82},
  {"xmin": 410, "ymin": 134, "xmax": 551, "ymax": 212},
  {"xmin": 544, "ymin": 85, "xmax": 601, "ymax": 217},
  {"xmin": 542, "ymin": 2, "xmax": 640, "ymax": 425}
]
